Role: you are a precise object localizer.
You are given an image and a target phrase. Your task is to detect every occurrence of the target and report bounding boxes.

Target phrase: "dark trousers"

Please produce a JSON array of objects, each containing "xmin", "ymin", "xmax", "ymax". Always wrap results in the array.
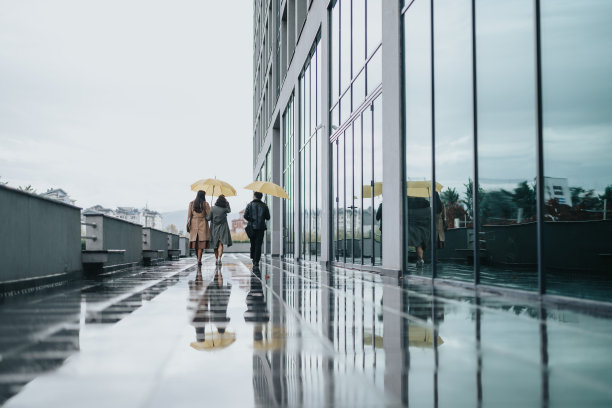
[{"xmin": 250, "ymin": 229, "xmax": 265, "ymax": 264}]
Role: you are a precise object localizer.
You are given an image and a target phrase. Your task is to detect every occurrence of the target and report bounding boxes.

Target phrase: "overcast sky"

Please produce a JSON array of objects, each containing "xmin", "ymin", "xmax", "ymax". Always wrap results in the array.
[{"xmin": 0, "ymin": 0, "xmax": 254, "ymax": 213}]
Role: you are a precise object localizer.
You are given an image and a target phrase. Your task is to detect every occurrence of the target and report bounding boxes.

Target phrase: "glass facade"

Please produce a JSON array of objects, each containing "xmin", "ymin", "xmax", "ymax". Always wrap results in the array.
[
  {"xmin": 283, "ymin": 97, "xmax": 295, "ymax": 258},
  {"xmin": 401, "ymin": 0, "xmax": 612, "ymax": 302},
  {"xmin": 541, "ymin": 0, "xmax": 612, "ymax": 300},
  {"xmin": 331, "ymin": 0, "xmax": 383, "ymax": 266},
  {"xmin": 299, "ymin": 38, "xmax": 322, "ymax": 261},
  {"xmin": 254, "ymin": 0, "xmax": 612, "ymax": 305}
]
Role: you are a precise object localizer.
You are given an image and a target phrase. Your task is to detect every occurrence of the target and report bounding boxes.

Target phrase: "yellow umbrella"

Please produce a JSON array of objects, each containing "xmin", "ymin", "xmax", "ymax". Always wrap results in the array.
[
  {"xmin": 244, "ymin": 181, "xmax": 289, "ymax": 199},
  {"xmin": 363, "ymin": 182, "xmax": 383, "ymax": 198},
  {"xmin": 190, "ymin": 330, "xmax": 236, "ymax": 351},
  {"xmin": 191, "ymin": 178, "xmax": 237, "ymax": 198},
  {"xmin": 408, "ymin": 326, "xmax": 444, "ymax": 348},
  {"xmin": 406, "ymin": 181, "xmax": 443, "ymax": 198}
]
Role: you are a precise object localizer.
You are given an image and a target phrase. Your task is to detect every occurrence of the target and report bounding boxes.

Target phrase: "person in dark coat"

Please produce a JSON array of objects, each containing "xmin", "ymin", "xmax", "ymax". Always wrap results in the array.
[
  {"xmin": 243, "ymin": 192, "xmax": 270, "ymax": 270},
  {"xmin": 207, "ymin": 195, "xmax": 232, "ymax": 265}
]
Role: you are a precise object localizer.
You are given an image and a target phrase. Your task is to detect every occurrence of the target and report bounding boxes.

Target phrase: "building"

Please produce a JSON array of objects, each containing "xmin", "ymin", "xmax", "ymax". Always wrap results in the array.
[
  {"xmin": 115, "ymin": 207, "xmax": 141, "ymax": 224},
  {"xmin": 83, "ymin": 206, "xmax": 162, "ymax": 229},
  {"xmin": 232, "ymin": 210, "xmax": 248, "ymax": 233},
  {"xmin": 39, "ymin": 188, "xmax": 76, "ymax": 205},
  {"xmin": 140, "ymin": 208, "xmax": 163, "ymax": 229},
  {"xmin": 253, "ymin": 0, "xmax": 612, "ymax": 304},
  {"xmin": 83, "ymin": 205, "xmax": 115, "ymax": 217}
]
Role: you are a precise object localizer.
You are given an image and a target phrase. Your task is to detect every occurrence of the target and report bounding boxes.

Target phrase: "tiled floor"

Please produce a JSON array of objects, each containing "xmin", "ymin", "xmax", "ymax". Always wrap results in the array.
[{"xmin": 1, "ymin": 255, "xmax": 611, "ymax": 407}]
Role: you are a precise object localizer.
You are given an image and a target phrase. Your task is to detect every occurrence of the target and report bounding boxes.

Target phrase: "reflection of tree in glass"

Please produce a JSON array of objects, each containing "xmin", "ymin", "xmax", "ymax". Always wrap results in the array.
[
  {"xmin": 462, "ymin": 179, "xmax": 484, "ymax": 219},
  {"xmin": 571, "ymin": 187, "xmax": 600, "ymax": 210},
  {"xmin": 441, "ymin": 187, "xmax": 459, "ymax": 207},
  {"xmin": 547, "ymin": 184, "xmax": 612, "ymax": 221}
]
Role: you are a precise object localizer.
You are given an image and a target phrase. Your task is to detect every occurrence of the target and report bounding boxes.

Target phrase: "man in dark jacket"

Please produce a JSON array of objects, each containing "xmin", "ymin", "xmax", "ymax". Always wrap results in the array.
[{"xmin": 244, "ymin": 192, "xmax": 270, "ymax": 269}]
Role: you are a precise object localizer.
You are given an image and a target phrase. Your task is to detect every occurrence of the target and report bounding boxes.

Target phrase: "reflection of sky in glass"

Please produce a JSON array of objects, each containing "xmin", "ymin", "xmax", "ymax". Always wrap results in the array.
[
  {"xmin": 434, "ymin": 0, "xmax": 472, "ymax": 199},
  {"xmin": 404, "ymin": 0, "xmax": 432, "ymax": 183},
  {"xmin": 542, "ymin": 0, "xmax": 612, "ymax": 193}
]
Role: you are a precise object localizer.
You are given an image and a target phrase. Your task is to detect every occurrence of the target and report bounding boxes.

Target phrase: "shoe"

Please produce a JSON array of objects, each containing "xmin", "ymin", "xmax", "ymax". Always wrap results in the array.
[
  {"xmin": 197, "ymin": 261, "xmax": 202, "ymax": 266},
  {"xmin": 416, "ymin": 259, "xmax": 424, "ymax": 268}
]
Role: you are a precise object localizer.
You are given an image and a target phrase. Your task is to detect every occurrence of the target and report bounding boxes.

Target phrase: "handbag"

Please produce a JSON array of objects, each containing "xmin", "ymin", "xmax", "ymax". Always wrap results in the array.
[
  {"xmin": 186, "ymin": 218, "xmax": 191, "ymax": 233},
  {"xmin": 245, "ymin": 224, "xmax": 254, "ymax": 239}
]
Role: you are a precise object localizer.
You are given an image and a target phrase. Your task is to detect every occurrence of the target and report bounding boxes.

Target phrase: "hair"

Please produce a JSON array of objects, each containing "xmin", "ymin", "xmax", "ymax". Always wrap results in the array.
[
  {"xmin": 254, "ymin": 192, "xmax": 263, "ymax": 200},
  {"xmin": 194, "ymin": 190, "xmax": 206, "ymax": 213},
  {"xmin": 215, "ymin": 194, "xmax": 229, "ymax": 208}
]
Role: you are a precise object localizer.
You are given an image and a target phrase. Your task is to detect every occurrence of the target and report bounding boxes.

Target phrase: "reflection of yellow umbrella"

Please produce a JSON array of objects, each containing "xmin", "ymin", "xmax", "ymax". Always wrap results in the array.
[
  {"xmin": 363, "ymin": 182, "xmax": 383, "ymax": 198},
  {"xmin": 191, "ymin": 178, "xmax": 237, "ymax": 198},
  {"xmin": 244, "ymin": 181, "xmax": 289, "ymax": 199},
  {"xmin": 406, "ymin": 181, "xmax": 443, "ymax": 198},
  {"xmin": 190, "ymin": 330, "xmax": 236, "ymax": 351},
  {"xmin": 254, "ymin": 338, "xmax": 285, "ymax": 351},
  {"xmin": 408, "ymin": 326, "xmax": 444, "ymax": 348},
  {"xmin": 364, "ymin": 332, "xmax": 384, "ymax": 348},
  {"xmin": 253, "ymin": 326, "xmax": 286, "ymax": 351}
]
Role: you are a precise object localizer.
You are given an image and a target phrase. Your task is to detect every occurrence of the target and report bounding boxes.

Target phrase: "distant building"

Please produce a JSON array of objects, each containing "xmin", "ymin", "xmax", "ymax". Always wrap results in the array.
[
  {"xmin": 140, "ymin": 208, "xmax": 163, "ymax": 229},
  {"xmin": 40, "ymin": 188, "xmax": 76, "ymax": 205},
  {"xmin": 544, "ymin": 177, "xmax": 571, "ymax": 206},
  {"xmin": 232, "ymin": 209, "xmax": 247, "ymax": 233},
  {"xmin": 83, "ymin": 205, "xmax": 162, "ymax": 229},
  {"xmin": 83, "ymin": 205, "xmax": 115, "ymax": 217},
  {"xmin": 115, "ymin": 207, "xmax": 140, "ymax": 224}
]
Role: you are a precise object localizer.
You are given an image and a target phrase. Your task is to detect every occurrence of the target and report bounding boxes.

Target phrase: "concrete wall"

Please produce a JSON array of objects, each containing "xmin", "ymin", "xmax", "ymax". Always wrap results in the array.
[
  {"xmin": 168, "ymin": 233, "xmax": 180, "ymax": 250},
  {"xmin": 0, "ymin": 185, "xmax": 81, "ymax": 285},
  {"xmin": 142, "ymin": 228, "xmax": 168, "ymax": 259},
  {"xmin": 179, "ymin": 237, "xmax": 189, "ymax": 257},
  {"xmin": 84, "ymin": 214, "xmax": 142, "ymax": 266}
]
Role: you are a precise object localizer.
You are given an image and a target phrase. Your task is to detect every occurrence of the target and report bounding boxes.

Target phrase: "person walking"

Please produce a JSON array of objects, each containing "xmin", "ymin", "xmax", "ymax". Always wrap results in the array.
[
  {"xmin": 187, "ymin": 190, "xmax": 210, "ymax": 266},
  {"xmin": 244, "ymin": 192, "xmax": 270, "ymax": 270},
  {"xmin": 207, "ymin": 194, "xmax": 233, "ymax": 265}
]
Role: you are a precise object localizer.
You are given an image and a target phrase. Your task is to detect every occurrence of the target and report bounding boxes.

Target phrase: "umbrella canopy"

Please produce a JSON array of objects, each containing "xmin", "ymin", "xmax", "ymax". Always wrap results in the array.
[
  {"xmin": 408, "ymin": 326, "xmax": 444, "ymax": 348},
  {"xmin": 406, "ymin": 181, "xmax": 443, "ymax": 198},
  {"xmin": 191, "ymin": 178, "xmax": 237, "ymax": 197},
  {"xmin": 244, "ymin": 181, "xmax": 289, "ymax": 199},
  {"xmin": 363, "ymin": 182, "xmax": 383, "ymax": 198},
  {"xmin": 190, "ymin": 330, "xmax": 236, "ymax": 351}
]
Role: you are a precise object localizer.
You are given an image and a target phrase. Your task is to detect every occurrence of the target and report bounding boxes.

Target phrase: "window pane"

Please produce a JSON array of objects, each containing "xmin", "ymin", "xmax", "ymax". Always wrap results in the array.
[
  {"xmin": 332, "ymin": 0, "xmax": 340, "ymax": 103},
  {"xmin": 403, "ymin": 0, "xmax": 432, "ymax": 275},
  {"xmin": 476, "ymin": 0, "xmax": 537, "ymax": 290},
  {"xmin": 345, "ymin": 126, "xmax": 354, "ymax": 263},
  {"xmin": 366, "ymin": 0, "xmax": 382, "ymax": 57},
  {"xmin": 542, "ymin": 0, "xmax": 612, "ymax": 302},
  {"xmin": 363, "ymin": 109, "xmax": 374, "ymax": 265},
  {"xmin": 373, "ymin": 96, "xmax": 383, "ymax": 265},
  {"xmin": 353, "ymin": 0, "xmax": 366, "ymax": 75},
  {"xmin": 353, "ymin": 116, "xmax": 363, "ymax": 264},
  {"xmin": 340, "ymin": 0, "xmax": 352, "ymax": 94},
  {"xmin": 332, "ymin": 139, "xmax": 338, "ymax": 260},
  {"xmin": 434, "ymin": 0, "xmax": 474, "ymax": 283},
  {"xmin": 338, "ymin": 133, "xmax": 346, "ymax": 261}
]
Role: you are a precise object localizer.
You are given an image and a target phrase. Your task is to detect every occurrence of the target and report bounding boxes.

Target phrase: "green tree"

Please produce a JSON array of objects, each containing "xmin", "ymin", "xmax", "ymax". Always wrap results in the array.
[
  {"xmin": 441, "ymin": 187, "xmax": 459, "ymax": 207},
  {"xmin": 571, "ymin": 187, "xmax": 600, "ymax": 209},
  {"xmin": 599, "ymin": 185, "xmax": 612, "ymax": 203},
  {"xmin": 462, "ymin": 179, "xmax": 484, "ymax": 217},
  {"xmin": 512, "ymin": 180, "xmax": 537, "ymax": 218}
]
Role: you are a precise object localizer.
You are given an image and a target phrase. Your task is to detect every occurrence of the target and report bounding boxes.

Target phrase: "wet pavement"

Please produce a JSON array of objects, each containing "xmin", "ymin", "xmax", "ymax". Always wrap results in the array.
[{"xmin": 1, "ymin": 255, "xmax": 612, "ymax": 407}]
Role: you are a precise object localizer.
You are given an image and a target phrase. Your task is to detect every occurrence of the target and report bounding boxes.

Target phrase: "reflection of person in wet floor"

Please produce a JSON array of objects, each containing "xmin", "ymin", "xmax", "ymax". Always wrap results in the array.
[{"xmin": 191, "ymin": 268, "xmax": 232, "ymax": 341}]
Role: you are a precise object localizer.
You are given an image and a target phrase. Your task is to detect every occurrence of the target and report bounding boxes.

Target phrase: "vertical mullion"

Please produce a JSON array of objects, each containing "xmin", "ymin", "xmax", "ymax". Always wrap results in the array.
[
  {"xmin": 430, "ymin": 0, "xmax": 437, "ymax": 278},
  {"xmin": 471, "ymin": 0, "xmax": 480, "ymax": 285},
  {"xmin": 370, "ymin": 104, "xmax": 375, "ymax": 266},
  {"xmin": 534, "ymin": 0, "xmax": 545, "ymax": 295}
]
